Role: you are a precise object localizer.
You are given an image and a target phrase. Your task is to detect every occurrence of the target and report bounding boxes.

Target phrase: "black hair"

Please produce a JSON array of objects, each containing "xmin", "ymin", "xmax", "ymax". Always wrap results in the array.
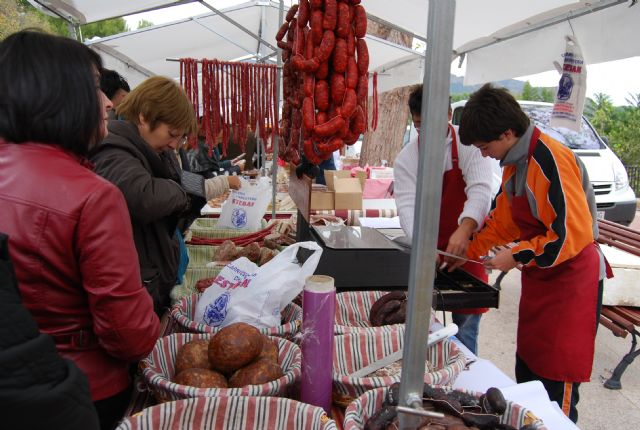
[
  {"xmin": 100, "ymin": 68, "xmax": 130, "ymax": 99},
  {"xmin": 0, "ymin": 30, "xmax": 104, "ymax": 157},
  {"xmin": 458, "ymin": 83, "xmax": 530, "ymax": 146},
  {"xmin": 408, "ymin": 84, "xmax": 422, "ymax": 116},
  {"xmin": 407, "ymin": 84, "xmax": 452, "ymax": 116}
]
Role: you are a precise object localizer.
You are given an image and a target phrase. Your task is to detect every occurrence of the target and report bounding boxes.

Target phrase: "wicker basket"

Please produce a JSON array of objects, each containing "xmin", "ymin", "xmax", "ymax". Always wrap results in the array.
[
  {"xmin": 170, "ymin": 293, "xmax": 302, "ymax": 339},
  {"xmin": 332, "ymin": 328, "xmax": 466, "ymax": 403},
  {"xmin": 342, "ymin": 386, "xmax": 548, "ymax": 430},
  {"xmin": 334, "ymin": 291, "xmax": 434, "ymax": 335},
  {"xmin": 116, "ymin": 396, "xmax": 337, "ymax": 430},
  {"xmin": 141, "ymin": 333, "xmax": 301, "ymax": 403},
  {"xmin": 189, "ymin": 218, "xmax": 267, "ymax": 240},
  {"xmin": 170, "ymin": 266, "xmax": 222, "ymax": 303}
]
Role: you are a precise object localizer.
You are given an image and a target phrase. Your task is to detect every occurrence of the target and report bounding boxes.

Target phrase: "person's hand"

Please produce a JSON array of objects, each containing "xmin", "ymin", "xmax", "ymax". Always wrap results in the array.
[
  {"xmin": 233, "ymin": 159, "xmax": 246, "ymax": 170},
  {"xmin": 444, "ymin": 227, "xmax": 471, "ymax": 263},
  {"xmin": 441, "ymin": 219, "xmax": 475, "ymax": 271},
  {"xmin": 483, "ymin": 247, "xmax": 518, "ymax": 272},
  {"xmin": 228, "ymin": 175, "xmax": 242, "ymax": 190}
]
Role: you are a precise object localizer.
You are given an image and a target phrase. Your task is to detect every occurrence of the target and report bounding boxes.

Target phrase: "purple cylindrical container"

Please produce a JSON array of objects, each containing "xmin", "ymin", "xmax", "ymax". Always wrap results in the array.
[{"xmin": 300, "ymin": 275, "xmax": 335, "ymax": 415}]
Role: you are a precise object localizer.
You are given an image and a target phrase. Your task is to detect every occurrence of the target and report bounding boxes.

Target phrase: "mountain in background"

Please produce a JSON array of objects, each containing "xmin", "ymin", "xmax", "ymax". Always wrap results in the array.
[{"xmin": 450, "ymin": 74, "xmax": 555, "ymax": 95}]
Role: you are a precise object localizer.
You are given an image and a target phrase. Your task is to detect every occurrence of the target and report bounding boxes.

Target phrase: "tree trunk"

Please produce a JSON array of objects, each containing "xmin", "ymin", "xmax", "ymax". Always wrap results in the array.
[{"xmin": 359, "ymin": 20, "xmax": 414, "ymax": 167}]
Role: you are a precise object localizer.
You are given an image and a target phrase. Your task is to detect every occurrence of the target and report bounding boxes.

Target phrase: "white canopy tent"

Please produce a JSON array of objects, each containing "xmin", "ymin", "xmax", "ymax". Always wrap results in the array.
[
  {"xmin": 33, "ymin": 0, "xmax": 635, "ymax": 92},
  {"xmin": 84, "ymin": 1, "xmax": 423, "ymax": 89},
  {"xmin": 28, "ymin": 0, "xmax": 199, "ymax": 25},
  {"xmin": 373, "ymin": 0, "xmax": 640, "ymax": 91}
]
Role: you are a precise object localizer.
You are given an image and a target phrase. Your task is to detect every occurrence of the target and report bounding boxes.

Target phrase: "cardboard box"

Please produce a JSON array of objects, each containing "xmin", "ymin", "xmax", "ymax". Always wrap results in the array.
[
  {"xmin": 324, "ymin": 170, "xmax": 366, "ymax": 190},
  {"xmin": 369, "ymin": 167, "xmax": 394, "ymax": 179},
  {"xmin": 323, "ymin": 170, "xmax": 363, "ymax": 210},
  {"xmin": 334, "ymin": 178, "xmax": 363, "ymax": 210},
  {"xmin": 310, "ymin": 190, "xmax": 335, "ymax": 210}
]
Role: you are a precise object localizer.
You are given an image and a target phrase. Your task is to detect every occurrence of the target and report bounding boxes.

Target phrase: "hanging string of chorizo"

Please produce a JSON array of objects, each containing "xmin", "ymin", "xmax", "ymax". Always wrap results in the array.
[
  {"xmin": 277, "ymin": 0, "xmax": 378, "ymax": 171},
  {"xmin": 179, "ymin": 58, "xmax": 278, "ymax": 158}
]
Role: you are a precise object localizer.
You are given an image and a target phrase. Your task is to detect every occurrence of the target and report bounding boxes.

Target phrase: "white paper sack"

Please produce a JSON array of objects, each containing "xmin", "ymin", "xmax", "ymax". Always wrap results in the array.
[
  {"xmin": 550, "ymin": 35, "xmax": 587, "ymax": 132},
  {"xmin": 217, "ymin": 177, "xmax": 271, "ymax": 230},
  {"xmin": 195, "ymin": 242, "xmax": 322, "ymax": 329}
]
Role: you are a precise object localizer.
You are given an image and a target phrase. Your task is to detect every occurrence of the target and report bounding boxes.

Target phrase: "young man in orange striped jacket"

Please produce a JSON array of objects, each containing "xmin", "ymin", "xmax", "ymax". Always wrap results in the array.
[{"xmin": 452, "ymin": 83, "xmax": 608, "ymax": 424}]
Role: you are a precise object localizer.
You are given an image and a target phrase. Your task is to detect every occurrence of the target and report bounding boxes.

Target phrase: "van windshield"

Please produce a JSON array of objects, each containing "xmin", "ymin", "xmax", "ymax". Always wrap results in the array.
[{"xmin": 521, "ymin": 104, "xmax": 605, "ymax": 150}]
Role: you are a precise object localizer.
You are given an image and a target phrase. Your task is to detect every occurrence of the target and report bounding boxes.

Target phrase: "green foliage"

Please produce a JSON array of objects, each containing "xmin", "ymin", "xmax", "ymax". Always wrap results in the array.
[
  {"xmin": 451, "ymin": 93, "xmax": 470, "ymax": 103},
  {"xmin": 521, "ymin": 82, "xmax": 536, "ymax": 100},
  {"xmin": 2, "ymin": 1, "xmax": 129, "ymax": 41},
  {"xmin": 1, "ymin": 0, "xmax": 67, "ymax": 39},
  {"xmin": 584, "ymin": 93, "xmax": 640, "ymax": 165},
  {"xmin": 137, "ymin": 19, "xmax": 154, "ymax": 30},
  {"xmin": 80, "ymin": 18, "xmax": 129, "ymax": 40},
  {"xmin": 517, "ymin": 81, "xmax": 555, "ymax": 102}
]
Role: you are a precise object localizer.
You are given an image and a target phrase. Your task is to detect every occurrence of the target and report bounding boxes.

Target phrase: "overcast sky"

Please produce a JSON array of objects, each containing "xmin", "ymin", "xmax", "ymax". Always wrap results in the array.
[{"xmin": 125, "ymin": 2, "xmax": 640, "ymax": 106}]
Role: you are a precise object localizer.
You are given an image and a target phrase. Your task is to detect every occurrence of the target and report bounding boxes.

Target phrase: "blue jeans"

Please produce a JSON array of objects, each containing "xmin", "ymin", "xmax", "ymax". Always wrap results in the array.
[
  {"xmin": 452, "ymin": 313, "xmax": 482, "ymax": 355},
  {"xmin": 175, "ymin": 229, "xmax": 189, "ymax": 285}
]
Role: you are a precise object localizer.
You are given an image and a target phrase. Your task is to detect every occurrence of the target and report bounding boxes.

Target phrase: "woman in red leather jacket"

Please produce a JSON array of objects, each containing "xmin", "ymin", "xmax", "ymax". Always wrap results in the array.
[{"xmin": 0, "ymin": 31, "xmax": 160, "ymax": 429}]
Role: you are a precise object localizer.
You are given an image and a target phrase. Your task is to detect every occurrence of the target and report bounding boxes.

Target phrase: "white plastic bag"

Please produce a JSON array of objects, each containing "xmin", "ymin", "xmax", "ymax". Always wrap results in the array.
[
  {"xmin": 195, "ymin": 242, "xmax": 323, "ymax": 329},
  {"xmin": 550, "ymin": 35, "xmax": 587, "ymax": 132},
  {"xmin": 217, "ymin": 177, "xmax": 271, "ymax": 230}
]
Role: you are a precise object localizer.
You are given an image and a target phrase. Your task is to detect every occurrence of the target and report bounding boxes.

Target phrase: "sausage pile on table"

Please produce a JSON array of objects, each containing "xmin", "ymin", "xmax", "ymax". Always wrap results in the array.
[{"xmin": 277, "ymin": 0, "xmax": 369, "ymax": 167}]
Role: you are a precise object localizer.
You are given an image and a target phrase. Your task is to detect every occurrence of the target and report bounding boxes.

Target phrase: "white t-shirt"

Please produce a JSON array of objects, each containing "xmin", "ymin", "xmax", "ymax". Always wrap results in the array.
[{"xmin": 393, "ymin": 125, "xmax": 501, "ymax": 240}]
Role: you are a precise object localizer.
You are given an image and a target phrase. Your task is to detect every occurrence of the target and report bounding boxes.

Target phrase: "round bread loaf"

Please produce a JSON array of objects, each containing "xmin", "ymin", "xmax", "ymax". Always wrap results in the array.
[
  {"xmin": 174, "ymin": 339, "xmax": 211, "ymax": 374},
  {"xmin": 208, "ymin": 322, "xmax": 263, "ymax": 374},
  {"xmin": 228, "ymin": 359, "xmax": 284, "ymax": 388},
  {"xmin": 174, "ymin": 368, "xmax": 228, "ymax": 388},
  {"xmin": 257, "ymin": 336, "xmax": 279, "ymax": 363}
]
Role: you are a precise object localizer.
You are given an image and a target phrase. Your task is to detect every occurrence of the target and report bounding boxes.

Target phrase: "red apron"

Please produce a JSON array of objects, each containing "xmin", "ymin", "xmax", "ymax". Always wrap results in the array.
[
  {"xmin": 438, "ymin": 125, "xmax": 488, "ymax": 314},
  {"xmin": 512, "ymin": 128, "xmax": 599, "ymax": 382}
]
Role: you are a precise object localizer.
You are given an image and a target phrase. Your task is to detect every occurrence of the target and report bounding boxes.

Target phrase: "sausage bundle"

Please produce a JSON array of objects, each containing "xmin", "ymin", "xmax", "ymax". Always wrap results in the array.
[{"xmin": 277, "ymin": 0, "xmax": 370, "ymax": 166}]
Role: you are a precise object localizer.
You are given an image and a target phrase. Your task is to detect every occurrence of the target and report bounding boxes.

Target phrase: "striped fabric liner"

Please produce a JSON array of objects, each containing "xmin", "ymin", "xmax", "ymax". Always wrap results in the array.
[
  {"xmin": 332, "ymin": 329, "xmax": 466, "ymax": 400},
  {"xmin": 334, "ymin": 291, "xmax": 435, "ymax": 335},
  {"xmin": 116, "ymin": 396, "xmax": 337, "ymax": 430},
  {"xmin": 186, "ymin": 244, "xmax": 281, "ymax": 266},
  {"xmin": 342, "ymin": 386, "xmax": 548, "ymax": 430},
  {"xmin": 189, "ymin": 218, "xmax": 268, "ymax": 239},
  {"xmin": 335, "ymin": 291, "xmax": 403, "ymax": 335},
  {"xmin": 142, "ymin": 333, "xmax": 301, "ymax": 403},
  {"xmin": 309, "ymin": 209, "xmax": 398, "ymax": 226},
  {"xmin": 185, "ymin": 244, "xmax": 220, "ymax": 265},
  {"xmin": 169, "ymin": 267, "xmax": 223, "ymax": 303},
  {"xmin": 170, "ymin": 293, "xmax": 302, "ymax": 339}
]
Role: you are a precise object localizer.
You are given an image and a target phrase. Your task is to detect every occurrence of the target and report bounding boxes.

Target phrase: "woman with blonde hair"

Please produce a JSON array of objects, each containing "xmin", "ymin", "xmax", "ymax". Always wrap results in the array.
[{"xmin": 91, "ymin": 76, "xmax": 239, "ymax": 314}]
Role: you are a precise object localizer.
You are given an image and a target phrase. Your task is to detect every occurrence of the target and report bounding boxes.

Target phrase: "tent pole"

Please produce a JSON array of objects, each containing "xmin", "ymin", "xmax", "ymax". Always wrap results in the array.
[
  {"xmin": 270, "ymin": 0, "xmax": 284, "ymax": 220},
  {"xmin": 397, "ymin": 0, "xmax": 455, "ymax": 428},
  {"xmin": 190, "ymin": 16, "xmax": 257, "ymax": 57},
  {"xmin": 197, "ymin": 0, "xmax": 279, "ymax": 53}
]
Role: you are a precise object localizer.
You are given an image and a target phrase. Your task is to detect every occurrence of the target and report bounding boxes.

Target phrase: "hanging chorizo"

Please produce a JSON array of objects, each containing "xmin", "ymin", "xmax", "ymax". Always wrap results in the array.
[
  {"xmin": 302, "ymin": 97, "xmax": 315, "ymax": 132},
  {"xmin": 330, "ymin": 73, "xmax": 346, "ymax": 105},
  {"xmin": 346, "ymin": 56, "xmax": 358, "ymax": 89},
  {"xmin": 335, "ymin": 2, "xmax": 351, "ymax": 38},
  {"xmin": 356, "ymin": 38, "xmax": 369, "ymax": 75},
  {"xmin": 353, "ymin": 5, "xmax": 367, "ymax": 38},
  {"xmin": 314, "ymin": 115, "xmax": 345, "ymax": 137},
  {"xmin": 285, "ymin": 4, "xmax": 299, "ymax": 22},
  {"xmin": 316, "ymin": 31, "xmax": 336, "ymax": 63},
  {"xmin": 341, "ymin": 88, "xmax": 357, "ymax": 119},
  {"xmin": 332, "ymin": 38, "xmax": 348, "ymax": 73},
  {"xmin": 310, "ymin": 10, "xmax": 324, "ymax": 45},
  {"xmin": 297, "ymin": 0, "xmax": 310, "ymax": 27},
  {"xmin": 314, "ymin": 79, "xmax": 330, "ymax": 111},
  {"xmin": 275, "ymin": 22, "xmax": 289, "ymax": 42},
  {"xmin": 323, "ymin": 0, "xmax": 337, "ymax": 31}
]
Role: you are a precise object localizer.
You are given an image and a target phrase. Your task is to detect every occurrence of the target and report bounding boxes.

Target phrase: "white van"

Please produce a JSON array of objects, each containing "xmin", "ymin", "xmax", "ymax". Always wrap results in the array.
[{"xmin": 451, "ymin": 100, "xmax": 637, "ymax": 225}]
